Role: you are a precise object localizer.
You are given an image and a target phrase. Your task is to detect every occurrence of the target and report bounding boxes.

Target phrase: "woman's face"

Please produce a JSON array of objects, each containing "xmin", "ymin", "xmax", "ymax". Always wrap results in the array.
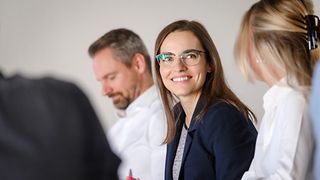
[{"xmin": 158, "ymin": 30, "xmax": 211, "ymax": 100}]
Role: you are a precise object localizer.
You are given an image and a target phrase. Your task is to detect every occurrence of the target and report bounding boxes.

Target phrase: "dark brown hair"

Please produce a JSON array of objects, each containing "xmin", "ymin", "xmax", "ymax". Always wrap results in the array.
[{"xmin": 154, "ymin": 20, "xmax": 256, "ymax": 143}]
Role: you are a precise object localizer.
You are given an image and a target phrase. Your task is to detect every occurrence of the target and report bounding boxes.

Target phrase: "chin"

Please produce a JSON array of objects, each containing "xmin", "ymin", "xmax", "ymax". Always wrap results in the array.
[
  {"xmin": 173, "ymin": 92, "xmax": 192, "ymax": 98},
  {"xmin": 114, "ymin": 103, "xmax": 129, "ymax": 110}
]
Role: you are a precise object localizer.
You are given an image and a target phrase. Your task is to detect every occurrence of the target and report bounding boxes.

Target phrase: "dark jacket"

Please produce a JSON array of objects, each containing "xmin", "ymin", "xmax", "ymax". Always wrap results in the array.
[
  {"xmin": 0, "ymin": 73, "xmax": 120, "ymax": 180},
  {"xmin": 165, "ymin": 97, "xmax": 257, "ymax": 180}
]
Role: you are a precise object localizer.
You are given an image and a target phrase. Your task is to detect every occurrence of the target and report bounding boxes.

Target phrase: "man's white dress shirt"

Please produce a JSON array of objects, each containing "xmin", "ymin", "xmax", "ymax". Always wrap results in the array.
[
  {"xmin": 108, "ymin": 85, "xmax": 167, "ymax": 180},
  {"xmin": 242, "ymin": 79, "xmax": 314, "ymax": 180}
]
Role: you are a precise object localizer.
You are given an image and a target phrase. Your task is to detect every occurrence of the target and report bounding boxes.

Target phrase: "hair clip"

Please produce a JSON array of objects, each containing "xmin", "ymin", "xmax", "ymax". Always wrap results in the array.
[{"xmin": 305, "ymin": 15, "xmax": 319, "ymax": 50}]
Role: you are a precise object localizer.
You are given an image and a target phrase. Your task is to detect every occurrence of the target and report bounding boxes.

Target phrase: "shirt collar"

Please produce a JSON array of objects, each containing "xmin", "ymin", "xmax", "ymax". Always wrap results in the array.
[
  {"xmin": 175, "ymin": 93, "xmax": 206, "ymax": 132},
  {"xmin": 263, "ymin": 77, "xmax": 292, "ymax": 110},
  {"xmin": 125, "ymin": 85, "xmax": 158, "ymax": 116}
]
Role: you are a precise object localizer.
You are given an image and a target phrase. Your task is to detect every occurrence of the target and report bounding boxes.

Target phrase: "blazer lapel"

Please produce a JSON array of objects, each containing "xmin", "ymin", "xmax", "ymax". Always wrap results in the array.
[{"xmin": 180, "ymin": 95, "xmax": 206, "ymax": 176}]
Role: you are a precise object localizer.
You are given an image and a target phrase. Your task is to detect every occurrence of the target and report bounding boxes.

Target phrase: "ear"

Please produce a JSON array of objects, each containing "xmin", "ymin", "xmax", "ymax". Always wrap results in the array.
[{"xmin": 131, "ymin": 53, "xmax": 147, "ymax": 74}]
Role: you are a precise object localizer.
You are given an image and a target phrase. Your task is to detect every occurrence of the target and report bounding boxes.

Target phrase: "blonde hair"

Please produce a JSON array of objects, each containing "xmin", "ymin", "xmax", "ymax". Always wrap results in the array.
[{"xmin": 235, "ymin": 0, "xmax": 320, "ymax": 96}]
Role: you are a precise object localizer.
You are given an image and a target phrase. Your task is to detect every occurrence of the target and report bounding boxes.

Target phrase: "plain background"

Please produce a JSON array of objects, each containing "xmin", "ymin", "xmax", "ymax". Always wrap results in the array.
[{"xmin": 1, "ymin": 0, "xmax": 319, "ymax": 131}]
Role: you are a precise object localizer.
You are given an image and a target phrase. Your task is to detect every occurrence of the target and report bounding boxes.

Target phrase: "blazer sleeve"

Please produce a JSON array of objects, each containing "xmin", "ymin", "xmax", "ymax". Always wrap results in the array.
[
  {"xmin": 204, "ymin": 104, "xmax": 257, "ymax": 180},
  {"xmin": 66, "ymin": 82, "xmax": 121, "ymax": 180}
]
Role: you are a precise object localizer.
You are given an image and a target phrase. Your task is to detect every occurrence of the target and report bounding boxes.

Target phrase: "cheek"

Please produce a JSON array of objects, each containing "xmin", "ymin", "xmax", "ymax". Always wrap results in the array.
[
  {"xmin": 247, "ymin": 44, "xmax": 264, "ymax": 80},
  {"xmin": 159, "ymin": 67, "xmax": 169, "ymax": 80},
  {"xmin": 197, "ymin": 70, "xmax": 208, "ymax": 86},
  {"xmin": 248, "ymin": 57, "xmax": 263, "ymax": 80},
  {"xmin": 194, "ymin": 63, "xmax": 208, "ymax": 79},
  {"xmin": 113, "ymin": 73, "xmax": 132, "ymax": 91},
  {"xmin": 159, "ymin": 67, "xmax": 171, "ymax": 88}
]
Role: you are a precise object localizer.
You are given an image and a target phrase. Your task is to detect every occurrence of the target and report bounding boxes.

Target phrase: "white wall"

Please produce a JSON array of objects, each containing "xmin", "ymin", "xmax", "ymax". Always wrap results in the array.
[{"xmin": 1, "ymin": 0, "xmax": 319, "ymax": 130}]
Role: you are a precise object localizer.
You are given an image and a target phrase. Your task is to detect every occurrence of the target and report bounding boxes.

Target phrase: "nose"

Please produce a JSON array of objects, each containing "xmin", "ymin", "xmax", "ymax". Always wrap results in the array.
[
  {"xmin": 101, "ymin": 83, "xmax": 113, "ymax": 96},
  {"xmin": 172, "ymin": 57, "xmax": 187, "ymax": 72}
]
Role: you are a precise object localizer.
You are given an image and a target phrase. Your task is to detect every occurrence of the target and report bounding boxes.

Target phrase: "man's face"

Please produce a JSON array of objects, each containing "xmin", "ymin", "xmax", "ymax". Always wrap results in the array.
[{"xmin": 92, "ymin": 48, "xmax": 140, "ymax": 110}]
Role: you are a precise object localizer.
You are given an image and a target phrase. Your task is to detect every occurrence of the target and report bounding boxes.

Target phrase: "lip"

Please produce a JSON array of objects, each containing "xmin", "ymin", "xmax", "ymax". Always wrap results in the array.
[
  {"xmin": 171, "ymin": 75, "xmax": 192, "ymax": 82},
  {"xmin": 109, "ymin": 93, "xmax": 120, "ymax": 100}
]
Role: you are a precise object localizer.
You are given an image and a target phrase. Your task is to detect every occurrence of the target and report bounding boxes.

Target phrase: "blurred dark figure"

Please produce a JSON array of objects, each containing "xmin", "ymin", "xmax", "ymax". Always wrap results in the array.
[{"xmin": 0, "ymin": 72, "xmax": 120, "ymax": 180}]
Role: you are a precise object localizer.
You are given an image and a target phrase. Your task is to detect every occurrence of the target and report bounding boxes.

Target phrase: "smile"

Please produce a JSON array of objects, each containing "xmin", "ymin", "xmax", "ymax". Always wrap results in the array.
[{"xmin": 172, "ymin": 76, "xmax": 192, "ymax": 82}]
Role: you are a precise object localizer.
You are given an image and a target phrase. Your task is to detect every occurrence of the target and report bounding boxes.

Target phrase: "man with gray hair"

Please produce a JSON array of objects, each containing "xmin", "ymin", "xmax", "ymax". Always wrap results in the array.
[{"xmin": 88, "ymin": 28, "xmax": 166, "ymax": 180}]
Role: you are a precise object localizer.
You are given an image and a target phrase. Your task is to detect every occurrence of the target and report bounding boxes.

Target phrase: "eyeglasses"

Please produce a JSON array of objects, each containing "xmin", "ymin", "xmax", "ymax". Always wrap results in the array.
[{"xmin": 155, "ymin": 49, "xmax": 205, "ymax": 67}]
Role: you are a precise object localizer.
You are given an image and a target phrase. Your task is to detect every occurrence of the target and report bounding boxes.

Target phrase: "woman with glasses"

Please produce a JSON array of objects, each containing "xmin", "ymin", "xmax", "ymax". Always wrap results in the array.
[
  {"xmin": 234, "ymin": 0, "xmax": 319, "ymax": 179},
  {"xmin": 154, "ymin": 20, "xmax": 257, "ymax": 180}
]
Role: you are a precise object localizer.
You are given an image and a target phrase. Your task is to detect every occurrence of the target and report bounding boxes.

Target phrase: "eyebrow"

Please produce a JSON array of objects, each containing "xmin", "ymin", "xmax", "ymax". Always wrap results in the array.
[
  {"xmin": 160, "ymin": 48, "xmax": 202, "ymax": 55},
  {"xmin": 182, "ymin": 49, "xmax": 202, "ymax": 53},
  {"xmin": 159, "ymin": 52, "xmax": 175, "ymax": 55}
]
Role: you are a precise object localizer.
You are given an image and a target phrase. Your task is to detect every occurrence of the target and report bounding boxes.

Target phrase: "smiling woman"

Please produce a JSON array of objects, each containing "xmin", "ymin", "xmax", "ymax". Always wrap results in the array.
[{"xmin": 154, "ymin": 20, "xmax": 258, "ymax": 180}]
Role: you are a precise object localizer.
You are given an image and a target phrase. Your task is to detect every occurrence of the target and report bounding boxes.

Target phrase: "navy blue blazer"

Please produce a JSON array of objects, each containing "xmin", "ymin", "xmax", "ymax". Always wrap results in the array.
[
  {"xmin": 0, "ymin": 74, "xmax": 120, "ymax": 180},
  {"xmin": 165, "ymin": 97, "xmax": 257, "ymax": 180}
]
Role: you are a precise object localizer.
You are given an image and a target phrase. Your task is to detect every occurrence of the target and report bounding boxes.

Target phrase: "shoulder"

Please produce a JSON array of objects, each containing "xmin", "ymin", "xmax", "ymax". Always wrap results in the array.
[
  {"xmin": 2, "ymin": 75, "xmax": 93, "ymax": 116},
  {"xmin": 39, "ymin": 77, "xmax": 84, "ymax": 96},
  {"xmin": 145, "ymin": 96, "xmax": 167, "ymax": 146},
  {"xmin": 145, "ymin": 88, "xmax": 166, "ymax": 121},
  {"xmin": 3, "ymin": 75, "xmax": 83, "ymax": 98},
  {"xmin": 198, "ymin": 101, "xmax": 255, "ymax": 137},
  {"xmin": 197, "ymin": 101, "xmax": 256, "ymax": 154},
  {"xmin": 273, "ymin": 87, "xmax": 307, "ymax": 126},
  {"xmin": 37, "ymin": 77, "xmax": 92, "ymax": 110},
  {"xmin": 1, "ymin": 75, "xmax": 83, "ymax": 102},
  {"xmin": 277, "ymin": 87, "xmax": 306, "ymax": 111},
  {"xmin": 203, "ymin": 102, "xmax": 248, "ymax": 124}
]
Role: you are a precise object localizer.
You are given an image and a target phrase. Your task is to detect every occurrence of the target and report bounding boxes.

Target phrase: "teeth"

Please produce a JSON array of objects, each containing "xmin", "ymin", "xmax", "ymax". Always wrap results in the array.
[{"xmin": 172, "ymin": 76, "xmax": 189, "ymax": 82}]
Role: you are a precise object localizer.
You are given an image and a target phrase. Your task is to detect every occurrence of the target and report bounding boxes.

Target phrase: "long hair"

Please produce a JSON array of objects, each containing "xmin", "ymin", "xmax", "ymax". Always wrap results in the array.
[
  {"xmin": 235, "ymin": 0, "xmax": 320, "ymax": 96},
  {"xmin": 154, "ymin": 20, "xmax": 256, "ymax": 143}
]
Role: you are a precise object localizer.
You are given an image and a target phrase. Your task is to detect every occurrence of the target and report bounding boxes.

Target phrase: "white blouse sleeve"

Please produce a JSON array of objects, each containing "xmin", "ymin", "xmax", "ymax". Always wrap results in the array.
[
  {"xmin": 268, "ymin": 94, "xmax": 313, "ymax": 179},
  {"xmin": 243, "ymin": 92, "xmax": 314, "ymax": 180}
]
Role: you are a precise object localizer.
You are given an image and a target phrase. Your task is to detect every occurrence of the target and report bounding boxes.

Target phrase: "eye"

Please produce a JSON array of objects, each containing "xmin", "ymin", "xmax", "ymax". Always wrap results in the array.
[
  {"xmin": 108, "ymin": 74, "xmax": 116, "ymax": 81},
  {"xmin": 159, "ymin": 54, "xmax": 174, "ymax": 63},
  {"xmin": 183, "ymin": 52, "xmax": 198, "ymax": 59}
]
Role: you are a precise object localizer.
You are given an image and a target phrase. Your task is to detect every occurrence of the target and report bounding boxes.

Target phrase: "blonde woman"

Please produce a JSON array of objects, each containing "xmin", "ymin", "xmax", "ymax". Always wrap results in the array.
[{"xmin": 234, "ymin": 0, "xmax": 320, "ymax": 179}]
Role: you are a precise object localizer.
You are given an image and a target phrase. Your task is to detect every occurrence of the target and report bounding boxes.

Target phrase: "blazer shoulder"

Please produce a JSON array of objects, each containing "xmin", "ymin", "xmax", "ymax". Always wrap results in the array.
[
  {"xmin": 2, "ymin": 75, "xmax": 83, "ymax": 98},
  {"xmin": 199, "ymin": 102, "xmax": 253, "ymax": 133},
  {"xmin": 38, "ymin": 77, "xmax": 83, "ymax": 94},
  {"xmin": 1, "ymin": 75, "xmax": 93, "ymax": 116},
  {"xmin": 205, "ymin": 102, "xmax": 247, "ymax": 121},
  {"xmin": 37, "ymin": 77, "xmax": 90, "ymax": 104}
]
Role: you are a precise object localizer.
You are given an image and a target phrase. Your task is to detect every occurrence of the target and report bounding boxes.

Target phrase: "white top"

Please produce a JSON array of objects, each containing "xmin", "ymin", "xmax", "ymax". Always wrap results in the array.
[
  {"xmin": 172, "ymin": 124, "xmax": 188, "ymax": 180},
  {"xmin": 107, "ymin": 85, "xmax": 167, "ymax": 180},
  {"xmin": 242, "ymin": 79, "xmax": 314, "ymax": 180}
]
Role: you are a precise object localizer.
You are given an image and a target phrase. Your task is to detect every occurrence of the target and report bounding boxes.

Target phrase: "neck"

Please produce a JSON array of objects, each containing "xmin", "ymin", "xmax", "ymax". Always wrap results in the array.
[
  {"xmin": 139, "ymin": 74, "xmax": 153, "ymax": 94},
  {"xmin": 179, "ymin": 92, "xmax": 202, "ymax": 127},
  {"xmin": 130, "ymin": 74, "xmax": 153, "ymax": 106}
]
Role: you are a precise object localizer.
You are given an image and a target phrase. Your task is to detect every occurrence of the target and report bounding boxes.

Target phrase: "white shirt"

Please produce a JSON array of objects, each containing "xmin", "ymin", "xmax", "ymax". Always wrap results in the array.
[
  {"xmin": 107, "ymin": 85, "xmax": 167, "ymax": 180},
  {"xmin": 242, "ymin": 79, "xmax": 314, "ymax": 180}
]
